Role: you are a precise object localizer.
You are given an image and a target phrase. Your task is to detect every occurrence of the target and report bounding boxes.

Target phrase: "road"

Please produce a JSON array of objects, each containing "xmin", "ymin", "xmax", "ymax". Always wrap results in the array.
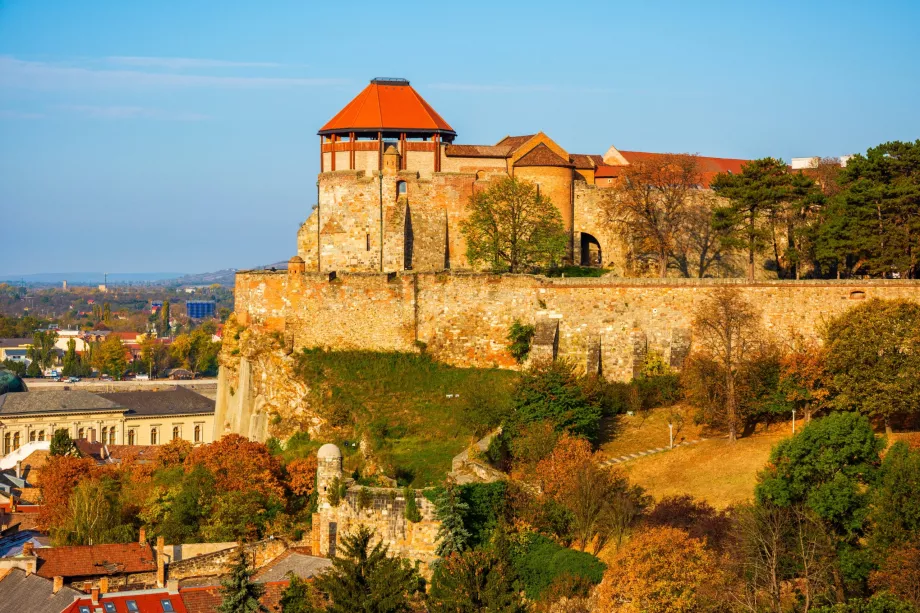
[{"xmin": 26, "ymin": 378, "xmax": 219, "ymax": 399}]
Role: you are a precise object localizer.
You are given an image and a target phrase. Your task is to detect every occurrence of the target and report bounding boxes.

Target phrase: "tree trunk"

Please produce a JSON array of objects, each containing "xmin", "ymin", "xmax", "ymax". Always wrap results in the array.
[
  {"xmin": 726, "ymin": 373, "xmax": 738, "ymax": 442},
  {"xmin": 831, "ymin": 566, "xmax": 846, "ymax": 604},
  {"xmin": 885, "ymin": 414, "xmax": 893, "ymax": 437},
  {"xmin": 658, "ymin": 252, "xmax": 668, "ymax": 278}
]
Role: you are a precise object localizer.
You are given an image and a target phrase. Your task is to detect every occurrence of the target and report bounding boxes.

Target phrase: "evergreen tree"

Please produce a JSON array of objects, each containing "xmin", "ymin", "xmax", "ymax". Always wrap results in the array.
[
  {"xmin": 103, "ymin": 302, "xmax": 112, "ymax": 324},
  {"xmin": 161, "ymin": 300, "xmax": 171, "ymax": 338},
  {"xmin": 434, "ymin": 481, "xmax": 471, "ymax": 558},
  {"xmin": 279, "ymin": 575, "xmax": 320, "ymax": 613},
  {"xmin": 62, "ymin": 338, "xmax": 78, "ymax": 376},
  {"xmin": 314, "ymin": 525, "xmax": 421, "ymax": 613},
  {"xmin": 429, "ymin": 549, "xmax": 525, "ymax": 613},
  {"xmin": 218, "ymin": 549, "xmax": 266, "ymax": 613},
  {"xmin": 403, "ymin": 487, "xmax": 422, "ymax": 523},
  {"xmin": 49, "ymin": 429, "xmax": 79, "ymax": 457}
]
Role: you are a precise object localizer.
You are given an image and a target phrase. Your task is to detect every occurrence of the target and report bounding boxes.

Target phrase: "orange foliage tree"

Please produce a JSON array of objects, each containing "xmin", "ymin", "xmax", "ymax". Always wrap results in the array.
[
  {"xmin": 535, "ymin": 432, "xmax": 592, "ymax": 499},
  {"xmin": 869, "ymin": 543, "xmax": 920, "ymax": 608},
  {"xmin": 597, "ymin": 526, "xmax": 720, "ymax": 613},
  {"xmin": 185, "ymin": 434, "xmax": 284, "ymax": 500},
  {"xmin": 777, "ymin": 343, "xmax": 829, "ymax": 421},
  {"xmin": 286, "ymin": 456, "xmax": 318, "ymax": 497},
  {"xmin": 36, "ymin": 455, "xmax": 97, "ymax": 532}
]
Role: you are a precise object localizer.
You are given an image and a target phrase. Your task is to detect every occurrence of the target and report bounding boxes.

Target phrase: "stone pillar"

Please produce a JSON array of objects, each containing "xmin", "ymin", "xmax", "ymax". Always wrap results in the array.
[{"xmin": 316, "ymin": 444, "xmax": 343, "ymax": 509}]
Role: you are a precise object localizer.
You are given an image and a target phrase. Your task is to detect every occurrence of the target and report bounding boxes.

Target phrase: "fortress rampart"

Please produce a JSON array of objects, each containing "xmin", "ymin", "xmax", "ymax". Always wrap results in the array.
[{"xmin": 216, "ymin": 270, "xmax": 920, "ymax": 441}]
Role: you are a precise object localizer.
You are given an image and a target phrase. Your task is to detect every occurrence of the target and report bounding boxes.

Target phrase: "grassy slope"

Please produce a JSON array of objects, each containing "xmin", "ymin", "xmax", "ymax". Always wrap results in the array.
[
  {"xmin": 295, "ymin": 350, "xmax": 517, "ymax": 487},
  {"xmin": 599, "ymin": 405, "xmax": 791, "ymax": 508}
]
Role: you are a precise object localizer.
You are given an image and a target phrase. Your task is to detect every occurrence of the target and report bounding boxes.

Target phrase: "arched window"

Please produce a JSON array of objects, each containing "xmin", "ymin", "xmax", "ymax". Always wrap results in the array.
[
  {"xmin": 194, "ymin": 425, "xmax": 201, "ymax": 443},
  {"xmin": 12, "ymin": 432, "xmax": 19, "ymax": 451},
  {"xmin": 38, "ymin": 430, "xmax": 45, "ymax": 442},
  {"xmin": 172, "ymin": 426, "xmax": 180, "ymax": 441},
  {"xmin": 3, "ymin": 433, "xmax": 9, "ymax": 455},
  {"xmin": 29, "ymin": 431, "xmax": 36, "ymax": 443},
  {"xmin": 150, "ymin": 428, "xmax": 158, "ymax": 445},
  {"xmin": 396, "ymin": 181, "xmax": 407, "ymax": 198},
  {"xmin": 109, "ymin": 428, "xmax": 115, "ymax": 445},
  {"xmin": 78, "ymin": 428, "xmax": 85, "ymax": 440},
  {"xmin": 128, "ymin": 430, "xmax": 136, "ymax": 445},
  {"xmin": 101, "ymin": 426, "xmax": 108, "ymax": 443}
]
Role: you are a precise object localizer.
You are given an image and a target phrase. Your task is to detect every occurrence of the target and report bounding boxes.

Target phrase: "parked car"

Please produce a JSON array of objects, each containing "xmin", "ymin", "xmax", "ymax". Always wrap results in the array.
[
  {"xmin": 51, "ymin": 376, "xmax": 62, "ymax": 382},
  {"xmin": 68, "ymin": 376, "xmax": 81, "ymax": 383},
  {"xmin": 100, "ymin": 374, "xmax": 114, "ymax": 382}
]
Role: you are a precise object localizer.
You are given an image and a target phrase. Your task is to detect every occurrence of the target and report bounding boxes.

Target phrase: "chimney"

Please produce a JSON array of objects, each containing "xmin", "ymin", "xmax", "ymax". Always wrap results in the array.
[
  {"xmin": 52, "ymin": 576, "xmax": 63, "ymax": 594},
  {"xmin": 22, "ymin": 541, "xmax": 33, "ymax": 556},
  {"xmin": 91, "ymin": 587, "xmax": 100, "ymax": 605},
  {"xmin": 15, "ymin": 461, "xmax": 22, "ymax": 479},
  {"xmin": 156, "ymin": 536, "xmax": 165, "ymax": 588},
  {"xmin": 99, "ymin": 576, "xmax": 109, "ymax": 594},
  {"xmin": 139, "ymin": 527, "xmax": 147, "ymax": 546}
]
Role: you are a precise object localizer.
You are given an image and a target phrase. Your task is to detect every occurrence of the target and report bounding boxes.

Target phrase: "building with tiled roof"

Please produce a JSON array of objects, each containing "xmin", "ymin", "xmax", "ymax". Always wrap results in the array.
[
  {"xmin": 35, "ymin": 542, "xmax": 157, "ymax": 582},
  {"xmin": 63, "ymin": 586, "xmax": 188, "ymax": 613},
  {"xmin": 0, "ymin": 567, "xmax": 84, "ymax": 613},
  {"xmin": 297, "ymin": 77, "xmax": 753, "ymax": 274},
  {"xmin": 0, "ymin": 388, "xmax": 215, "ymax": 460}
]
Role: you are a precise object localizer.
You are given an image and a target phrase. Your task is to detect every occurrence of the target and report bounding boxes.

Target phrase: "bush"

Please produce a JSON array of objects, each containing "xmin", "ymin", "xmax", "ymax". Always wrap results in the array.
[
  {"xmin": 507, "ymin": 320, "xmax": 535, "ymax": 364},
  {"xmin": 404, "ymin": 487, "xmax": 422, "ymax": 523},
  {"xmin": 511, "ymin": 361, "xmax": 604, "ymax": 443},
  {"xmin": 509, "ymin": 532, "xmax": 606, "ymax": 600},
  {"xmin": 634, "ymin": 373, "xmax": 681, "ymax": 410}
]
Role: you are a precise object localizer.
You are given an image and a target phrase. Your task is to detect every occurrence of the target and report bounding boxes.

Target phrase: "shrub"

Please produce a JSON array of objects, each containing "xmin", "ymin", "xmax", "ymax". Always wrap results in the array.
[
  {"xmin": 510, "ymin": 532, "xmax": 606, "ymax": 600},
  {"xmin": 511, "ymin": 361, "xmax": 604, "ymax": 443},
  {"xmin": 404, "ymin": 487, "xmax": 422, "ymax": 523},
  {"xmin": 327, "ymin": 477, "xmax": 342, "ymax": 507},
  {"xmin": 357, "ymin": 487, "xmax": 373, "ymax": 511},
  {"xmin": 507, "ymin": 320, "xmax": 535, "ymax": 364}
]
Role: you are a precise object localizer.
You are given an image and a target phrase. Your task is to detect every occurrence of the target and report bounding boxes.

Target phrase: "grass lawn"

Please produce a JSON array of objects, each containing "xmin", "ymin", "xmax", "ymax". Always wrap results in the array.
[
  {"xmin": 294, "ymin": 349, "xmax": 518, "ymax": 487},
  {"xmin": 598, "ymin": 403, "xmax": 706, "ymax": 458}
]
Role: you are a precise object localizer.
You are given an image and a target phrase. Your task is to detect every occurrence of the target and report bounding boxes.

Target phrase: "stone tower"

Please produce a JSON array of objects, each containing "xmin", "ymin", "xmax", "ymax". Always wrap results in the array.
[{"xmin": 316, "ymin": 443, "xmax": 343, "ymax": 508}]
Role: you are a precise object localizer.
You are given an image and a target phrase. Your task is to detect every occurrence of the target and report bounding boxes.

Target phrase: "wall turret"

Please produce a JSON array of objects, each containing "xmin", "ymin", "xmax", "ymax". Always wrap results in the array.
[{"xmin": 316, "ymin": 443, "xmax": 343, "ymax": 507}]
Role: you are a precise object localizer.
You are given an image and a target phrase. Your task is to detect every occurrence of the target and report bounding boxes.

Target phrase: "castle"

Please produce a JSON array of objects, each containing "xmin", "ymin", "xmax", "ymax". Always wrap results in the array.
[
  {"xmin": 214, "ymin": 79, "xmax": 920, "ymax": 444},
  {"xmin": 298, "ymin": 77, "xmax": 748, "ymax": 275}
]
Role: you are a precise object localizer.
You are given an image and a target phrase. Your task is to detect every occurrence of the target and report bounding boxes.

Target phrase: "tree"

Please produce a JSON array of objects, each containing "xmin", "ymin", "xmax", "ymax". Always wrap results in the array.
[
  {"xmin": 756, "ymin": 412, "xmax": 884, "ymax": 596},
  {"xmin": 286, "ymin": 457, "xmax": 318, "ymax": 498},
  {"xmin": 93, "ymin": 334, "xmax": 127, "ymax": 377},
  {"xmin": 429, "ymin": 549, "xmax": 525, "ymax": 613},
  {"xmin": 596, "ymin": 526, "xmax": 720, "ymax": 613},
  {"xmin": 868, "ymin": 543, "xmax": 920, "ymax": 609},
  {"xmin": 218, "ymin": 549, "xmax": 266, "ymax": 613},
  {"xmin": 604, "ymin": 153, "xmax": 702, "ymax": 277},
  {"xmin": 140, "ymin": 336, "xmax": 170, "ymax": 378},
  {"xmin": 185, "ymin": 434, "xmax": 284, "ymax": 501},
  {"xmin": 160, "ymin": 299, "xmax": 171, "ymax": 338},
  {"xmin": 460, "ymin": 176, "xmax": 568, "ymax": 272},
  {"xmin": 434, "ymin": 480, "xmax": 471, "ymax": 558},
  {"xmin": 511, "ymin": 360, "xmax": 605, "ymax": 443},
  {"xmin": 775, "ymin": 341, "xmax": 830, "ymax": 422},
  {"xmin": 687, "ymin": 289, "xmax": 763, "ymax": 441},
  {"xmin": 36, "ymin": 455, "xmax": 95, "ymax": 532},
  {"xmin": 711, "ymin": 158, "xmax": 790, "ymax": 280},
  {"xmin": 814, "ymin": 141, "xmax": 920, "ymax": 279},
  {"xmin": 867, "ymin": 442, "xmax": 920, "ymax": 553},
  {"xmin": 56, "ymin": 478, "xmax": 133, "ymax": 546},
  {"xmin": 314, "ymin": 525, "xmax": 421, "ymax": 613},
  {"xmin": 28, "ymin": 329, "xmax": 58, "ymax": 372},
  {"xmin": 671, "ymin": 191, "xmax": 733, "ymax": 278},
  {"xmin": 279, "ymin": 575, "xmax": 321, "ymax": 613},
  {"xmin": 823, "ymin": 299, "xmax": 920, "ymax": 433},
  {"xmin": 50, "ymin": 428, "xmax": 79, "ymax": 456}
]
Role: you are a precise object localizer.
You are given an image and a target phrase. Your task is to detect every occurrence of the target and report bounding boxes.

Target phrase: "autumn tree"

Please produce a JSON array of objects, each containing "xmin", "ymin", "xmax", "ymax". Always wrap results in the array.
[
  {"xmin": 597, "ymin": 526, "xmax": 721, "ymax": 613},
  {"xmin": 185, "ymin": 434, "xmax": 284, "ymax": 500},
  {"xmin": 55, "ymin": 478, "xmax": 134, "ymax": 546},
  {"xmin": 869, "ymin": 544, "xmax": 920, "ymax": 609},
  {"xmin": 160, "ymin": 299, "xmax": 171, "ymax": 338},
  {"xmin": 686, "ymin": 288, "xmax": 764, "ymax": 441},
  {"xmin": 93, "ymin": 334, "xmax": 127, "ymax": 377},
  {"xmin": 775, "ymin": 341, "xmax": 830, "ymax": 422},
  {"xmin": 671, "ymin": 191, "xmax": 733, "ymax": 278},
  {"xmin": 428, "ymin": 549, "xmax": 525, "ymax": 613},
  {"xmin": 140, "ymin": 336, "xmax": 170, "ymax": 378},
  {"xmin": 711, "ymin": 158, "xmax": 790, "ymax": 280},
  {"xmin": 605, "ymin": 153, "xmax": 702, "ymax": 277},
  {"xmin": 36, "ymin": 455, "xmax": 96, "ymax": 532},
  {"xmin": 460, "ymin": 176, "xmax": 568, "ymax": 272},
  {"xmin": 285, "ymin": 457, "xmax": 318, "ymax": 498},
  {"xmin": 314, "ymin": 525, "xmax": 421, "ymax": 613},
  {"xmin": 823, "ymin": 299, "xmax": 920, "ymax": 433}
]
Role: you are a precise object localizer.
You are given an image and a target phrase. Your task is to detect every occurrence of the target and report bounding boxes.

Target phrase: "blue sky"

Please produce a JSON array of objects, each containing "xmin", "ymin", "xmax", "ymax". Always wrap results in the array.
[{"xmin": 2, "ymin": 0, "xmax": 919, "ymax": 275}]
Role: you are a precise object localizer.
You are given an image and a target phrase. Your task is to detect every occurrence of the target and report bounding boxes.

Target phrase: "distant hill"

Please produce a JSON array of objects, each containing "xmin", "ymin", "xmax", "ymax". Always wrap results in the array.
[
  {"xmin": 0, "ymin": 262, "xmax": 289, "ymax": 287},
  {"xmin": 0, "ymin": 272, "xmax": 185, "ymax": 284}
]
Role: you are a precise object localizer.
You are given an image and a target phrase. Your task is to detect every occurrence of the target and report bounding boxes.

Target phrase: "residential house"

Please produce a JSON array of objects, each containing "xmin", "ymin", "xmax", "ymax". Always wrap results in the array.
[{"xmin": 0, "ymin": 567, "xmax": 84, "ymax": 613}]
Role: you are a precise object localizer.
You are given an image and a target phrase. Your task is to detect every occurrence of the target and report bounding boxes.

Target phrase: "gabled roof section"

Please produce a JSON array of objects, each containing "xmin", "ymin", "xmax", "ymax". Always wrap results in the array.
[
  {"xmin": 0, "ymin": 390, "xmax": 121, "ymax": 416},
  {"xmin": 0, "ymin": 568, "xmax": 83, "ymax": 613},
  {"xmin": 35, "ymin": 543, "xmax": 157, "ymax": 579},
  {"xmin": 569, "ymin": 154, "xmax": 598, "ymax": 169},
  {"xmin": 507, "ymin": 133, "xmax": 570, "ymax": 167},
  {"xmin": 514, "ymin": 143, "xmax": 574, "ymax": 168},
  {"xmin": 98, "ymin": 386, "xmax": 215, "ymax": 417},
  {"xmin": 596, "ymin": 148, "xmax": 750, "ymax": 187},
  {"xmin": 444, "ymin": 144, "xmax": 513, "ymax": 158},
  {"xmin": 496, "ymin": 134, "xmax": 536, "ymax": 151},
  {"xmin": 319, "ymin": 78, "xmax": 456, "ymax": 137}
]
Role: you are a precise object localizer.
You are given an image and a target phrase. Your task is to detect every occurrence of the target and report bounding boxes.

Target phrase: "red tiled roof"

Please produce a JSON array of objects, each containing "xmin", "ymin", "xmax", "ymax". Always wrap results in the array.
[
  {"xmin": 180, "ymin": 583, "xmax": 286, "ymax": 613},
  {"xmin": 496, "ymin": 135, "xmax": 536, "ymax": 152},
  {"xmin": 319, "ymin": 78, "xmax": 455, "ymax": 136},
  {"xmin": 514, "ymin": 143, "xmax": 573, "ymax": 168},
  {"xmin": 64, "ymin": 590, "xmax": 187, "ymax": 613},
  {"xmin": 594, "ymin": 165, "xmax": 624, "ymax": 178},
  {"xmin": 444, "ymin": 144, "xmax": 513, "ymax": 158},
  {"xmin": 617, "ymin": 151, "xmax": 749, "ymax": 187},
  {"xmin": 35, "ymin": 543, "xmax": 156, "ymax": 579},
  {"xmin": 569, "ymin": 153, "xmax": 598, "ymax": 169}
]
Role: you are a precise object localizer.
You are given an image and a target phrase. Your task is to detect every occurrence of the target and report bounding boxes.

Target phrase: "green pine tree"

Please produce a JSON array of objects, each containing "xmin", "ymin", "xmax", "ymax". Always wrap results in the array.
[
  {"xmin": 279, "ymin": 575, "xmax": 320, "ymax": 613},
  {"xmin": 49, "ymin": 429, "xmax": 79, "ymax": 457},
  {"xmin": 434, "ymin": 481, "xmax": 470, "ymax": 558},
  {"xmin": 218, "ymin": 549, "xmax": 266, "ymax": 613},
  {"xmin": 429, "ymin": 549, "xmax": 525, "ymax": 613},
  {"xmin": 161, "ymin": 300, "xmax": 171, "ymax": 338},
  {"xmin": 314, "ymin": 525, "xmax": 421, "ymax": 613},
  {"xmin": 403, "ymin": 487, "xmax": 422, "ymax": 523}
]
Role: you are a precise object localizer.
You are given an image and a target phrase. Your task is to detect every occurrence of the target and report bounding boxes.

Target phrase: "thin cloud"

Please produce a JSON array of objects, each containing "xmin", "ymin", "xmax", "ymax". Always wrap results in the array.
[
  {"xmin": 427, "ymin": 82, "xmax": 556, "ymax": 93},
  {"xmin": 0, "ymin": 109, "xmax": 43, "ymax": 119},
  {"xmin": 105, "ymin": 56, "xmax": 285, "ymax": 69},
  {"xmin": 60, "ymin": 105, "xmax": 210, "ymax": 121},
  {"xmin": 0, "ymin": 56, "xmax": 346, "ymax": 90}
]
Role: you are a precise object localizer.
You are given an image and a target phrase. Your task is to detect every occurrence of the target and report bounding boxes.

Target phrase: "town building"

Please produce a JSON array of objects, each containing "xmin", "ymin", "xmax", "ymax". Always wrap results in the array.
[
  {"xmin": 0, "ymin": 387, "xmax": 215, "ymax": 456},
  {"xmin": 301, "ymin": 77, "xmax": 748, "ymax": 275},
  {"xmin": 0, "ymin": 567, "xmax": 84, "ymax": 613}
]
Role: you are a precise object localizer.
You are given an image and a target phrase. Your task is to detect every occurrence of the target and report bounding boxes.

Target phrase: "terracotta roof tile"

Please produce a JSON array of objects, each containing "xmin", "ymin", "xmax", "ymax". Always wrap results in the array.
[
  {"xmin": 569, "ymin": 154, "xmax": 597, "ymax": 169},
  {"xmin": 319, "ymin": 78, "xmax": 455, "ymax": 136},
  {"xmin": 35, "ymin": 543, "xmax": 156, "ymax": 579},
  {"xmin": 513, "ymin": 143, "xmax": 574, "ymax": 168},
  {"xmin": 180, "ymin": 582, "xmax": 286, "ymax": 613},
  {"xmin": 496, "ymin": 135, "xmax": 536, "ymax": 152},
  {"xmin": 618, "ymin": 151, "xmax": 749, "ymax": 187},
  {"xmin": 64, "ymin": 590, "xmax": 188, "ymax": 613},
  {"xmin": 444, "ymin": 144, "xmax": 513, "ymax": 158}
]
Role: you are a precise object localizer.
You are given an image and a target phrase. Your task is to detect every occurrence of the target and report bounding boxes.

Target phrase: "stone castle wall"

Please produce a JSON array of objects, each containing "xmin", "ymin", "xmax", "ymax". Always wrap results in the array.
[{"xmin": 218, "ymin": 270, "xmax": 920, "ymax": 442}]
